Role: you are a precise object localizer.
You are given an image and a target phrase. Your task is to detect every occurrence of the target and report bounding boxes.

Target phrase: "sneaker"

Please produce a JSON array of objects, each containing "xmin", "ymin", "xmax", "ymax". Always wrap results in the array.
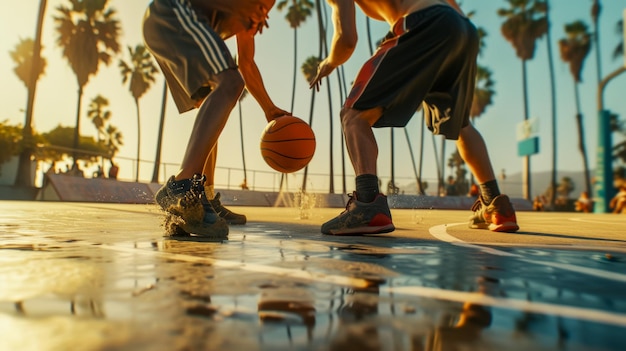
[
  {"xmin": 154, "ymin": 174, "xmax": 228, "ymax": 238},
  {"xmin": 469, "ymin": 194, "xmax": 519, "ymax": 232},
  {"xmin": 210, "ymin": 192, "xmax": 247, "ymax": 225},
  {"xmin": 321, "ymin": 192, "xmax": 395, "ymax": 235}
]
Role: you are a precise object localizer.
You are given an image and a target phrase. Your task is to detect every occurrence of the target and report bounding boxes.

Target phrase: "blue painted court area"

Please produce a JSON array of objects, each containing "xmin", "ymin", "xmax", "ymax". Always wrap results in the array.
[{"xmin": 0, "ymin": 201, "xmax": 625, "ymax": 350}]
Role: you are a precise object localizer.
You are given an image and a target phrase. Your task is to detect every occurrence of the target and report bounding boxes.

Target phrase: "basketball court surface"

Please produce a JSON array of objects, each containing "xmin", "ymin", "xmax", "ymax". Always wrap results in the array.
[{"xmin": 1, "ymin": 200, "xmax": 625, "ymax": 350}]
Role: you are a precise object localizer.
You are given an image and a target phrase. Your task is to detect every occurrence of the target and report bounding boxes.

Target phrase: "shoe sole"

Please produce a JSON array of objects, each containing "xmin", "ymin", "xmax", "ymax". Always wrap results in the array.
[
  {"xmin": 469, "ymin": 221, "xmax": 519, "ymax": 233},
  {"xmin": 325, "ymin": 223, "xmax": 395, "ymax": 236},
  {"xmin": 163, "ymin": 213, "xmax": 229, "ymax": 238},
  {"xmin": 488, "ymin": 222, "xmax": 519, "ymax": 233}
]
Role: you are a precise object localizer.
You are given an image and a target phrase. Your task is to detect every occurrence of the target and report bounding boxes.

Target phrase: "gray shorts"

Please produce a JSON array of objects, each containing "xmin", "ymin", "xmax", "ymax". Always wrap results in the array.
[
  {"xmin": 345, "ymin": 5, "xmax": 479, "ymax": 140},
  {"xmin": 142, "ymin": 0, "xmax": 236, "ymax": 113}
]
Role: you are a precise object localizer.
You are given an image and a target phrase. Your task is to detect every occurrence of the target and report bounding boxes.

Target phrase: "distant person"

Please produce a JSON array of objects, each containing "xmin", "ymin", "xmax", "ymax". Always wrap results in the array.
[
  {"xmin": 311, "ymin": 0, "xmax": 518, "ymax": 235},
  {"xmin": 93, "ymin": 165, "xmax": 106, "ymax": 178},
  {"xmin": 445, "ymin": 176, "xmax": 457, "ymax": 196},
  {"xmin": 240, "ymin": 178, "xmax": 249, "ymax": 190},
  {"xmin": 532, "ymin": 196, "xmax": 544, "ymax": 211},
  {"xmin": 108, "ymin": 160, "xmax": 119, "ymax": 180},
  {"xmin": 143, "ymin": 0, "xmax": 289, "ymax": 236},
  {"xmin": 574, "ymin": 191, "xmax": 593, "ymax": 213},
  {"xmin": 468, "ymin": 183, "xmax": 479, "ymax": 198}
]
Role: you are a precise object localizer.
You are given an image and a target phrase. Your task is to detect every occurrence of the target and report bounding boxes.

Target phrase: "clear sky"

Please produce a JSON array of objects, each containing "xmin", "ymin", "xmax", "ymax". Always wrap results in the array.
[{"xmin": 1, "ymin": 0, "xmax": 625, "ymax": 197}]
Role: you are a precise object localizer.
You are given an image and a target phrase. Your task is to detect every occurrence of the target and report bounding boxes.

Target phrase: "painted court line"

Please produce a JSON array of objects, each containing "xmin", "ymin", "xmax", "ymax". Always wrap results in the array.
[
  {"xmin": 100, "ymin": 242, "xmax": 626, "ymax": 328},
  {"xmin": 383, "ymin": 285, "xmax": 626, "ymax": 327},
  {"xmin": 429, "ymin": 223, "xmax": 626, "ymax": 283},
  {"xmin": 99, "ymin": 243, "xmax": 371, "ymax": 289}
]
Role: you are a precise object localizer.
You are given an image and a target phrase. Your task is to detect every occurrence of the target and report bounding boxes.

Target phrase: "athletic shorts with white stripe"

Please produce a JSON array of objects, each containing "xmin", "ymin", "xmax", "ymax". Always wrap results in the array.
[{"xmin": 143, "ymin": 0, "xmax": 237, "ymax": 113}]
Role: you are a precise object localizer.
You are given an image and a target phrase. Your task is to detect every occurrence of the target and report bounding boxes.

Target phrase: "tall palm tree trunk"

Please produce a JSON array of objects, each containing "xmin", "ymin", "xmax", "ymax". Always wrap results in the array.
[
  {"xmin": 134, "ymin": 99, "xmax": 141, "ymax": 182},
  {"xmin": 72, "ymin": 87, "xmax": 84, "ymax": 165},
  {"xmin": 390, "ymin": 129, "xmax": 395, "ymax": 192},
  {"xmin": 592, "ymin": 0, "xmax": 602, "ymax": 85},
  {"xmin": 574, "ymin": 83, "xmax": 592, "ymax": 198},
  {"xmin": 290, "ymin": 28, "xmax": 298, "ymax": 113},
  {"xmin": 431, "ymin": 134, "xmax": 442, "ymax": 196},
  {"xmin": 238, "ymin": 100, "xmax": 247, "ymax": 182},
  {"xmin": 151, "ymin": 82, "xmax": 167, "ymax": 183},
  {"xmin": 545, "ymin": 0, "xmax": 558, "ymax": 207},
  {"xmin": 301, "ymin": 88, "xmax": 317, "ymax": 192},
  {"xmin": 440, "ymin": 136, "xmax": 446, "ymax": 192},
  {"xmin": 418, "ymin": 111, "xmax": 426, "ymax": 195},
  {"xmin": 16, "ymin": 0, "xmax": 47, "ymax": 187},
  {"xmin": 521, "ymin": 59, "xmax": 532, "ymax": 200},
  {"xmin": 404, "ymin": 128, "xmax": 424, "ymax": 195}
]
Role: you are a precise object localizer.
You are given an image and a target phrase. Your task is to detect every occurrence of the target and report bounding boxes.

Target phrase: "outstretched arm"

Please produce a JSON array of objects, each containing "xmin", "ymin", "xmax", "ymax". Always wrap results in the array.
[
  {"xmin": 237, "ymin": 32, "xmax": 289, "ymax": 122},
  {"xmin": 309, "ymin": 0, "xmax": 357, "ymax": 90}
]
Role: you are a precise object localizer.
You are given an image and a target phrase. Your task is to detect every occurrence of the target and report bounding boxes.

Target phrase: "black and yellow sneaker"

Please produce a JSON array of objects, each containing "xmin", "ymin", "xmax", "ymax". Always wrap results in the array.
[
  {"xmin": 210, "ymin": 192, "xmax": 247, "ymax": 225},
  {"xmin": 154, "ymin": 174, "xmax": 228, "ymax": 238}
]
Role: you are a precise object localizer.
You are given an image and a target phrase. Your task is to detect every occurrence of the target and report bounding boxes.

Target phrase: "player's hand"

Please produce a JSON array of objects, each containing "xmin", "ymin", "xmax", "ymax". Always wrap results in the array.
[
  {"xmin": 266, "ymin": 107, "xmax": 291, "ymax": 122},
  {"xmin": 309, "ymin": 58, "xmax": 336, "ymax": 91}
]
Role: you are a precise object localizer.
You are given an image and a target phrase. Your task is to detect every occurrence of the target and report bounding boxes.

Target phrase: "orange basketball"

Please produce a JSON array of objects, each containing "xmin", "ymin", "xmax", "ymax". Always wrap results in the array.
[{"xmin": 260, "ymin": 115, "xmax": 316, "ymax": 173}]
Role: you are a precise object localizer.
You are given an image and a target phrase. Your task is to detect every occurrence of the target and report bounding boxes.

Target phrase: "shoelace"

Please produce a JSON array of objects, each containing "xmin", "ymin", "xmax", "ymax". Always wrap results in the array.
[
  {"xmin": 190, "ymin": 174, "xmax": 207, "ymax": 196},
  {"xmin": 190, "ymin": 174, "xmax": 214, "ymax": 211},
  {"xmin": 470, "ymin": 197, "xmax": 484, "ymax": 212},
  {"xmin": 341, "ymin": 193, "xmax": 356, "ymax": 214}
]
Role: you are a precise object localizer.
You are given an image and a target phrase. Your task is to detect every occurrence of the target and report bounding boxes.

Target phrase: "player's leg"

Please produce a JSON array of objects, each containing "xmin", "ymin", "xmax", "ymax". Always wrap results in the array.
[
  {"xmin": 457, "ymin": 124, "xmax": 519, "ymax": 232},
  {"xmin": 320, "ymin": 106, "xmax": 394, "ymax": 235},
  {"xmin": 145, "ymin": 0, "xmax": 239, "ymax": 237},
  {"xmin": 201, "ymin": 144, "xmax": 247, "ymax": 225}
]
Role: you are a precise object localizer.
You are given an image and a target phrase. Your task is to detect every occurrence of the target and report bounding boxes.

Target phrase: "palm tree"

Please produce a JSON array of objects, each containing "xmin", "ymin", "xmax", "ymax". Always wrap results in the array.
[
  {"xmin": 119, "ymin": 44, "xmax": 159, "ymax": 182},
  {"xmin": 151, "ymin": 82, "xmax": 168, "ymax": 183},
  {"xmin": 470, "ymin": 66, "xmax": 495, "ymax": 119},
  {"xmin": 54, "ymin": 0, "xmax": 121, "ymax": 165},
  {"xmin": 315, "ymin": 0, "xmax": 335, "ymax": 193},
  {"xmin": 86, "ymin": 95, "xmax": 111, "ymax": 143},
  {"xmin": 300, "ymin": 55, "xmax": 321, "ymax": 192},
  {"xmin": 612, "ymin": 18, "xmax": 624, "ymax": 62},
  {"xmin": 238, "ymin": 88, "xmax": 249, "ymax": 186},
  {"xmin": 277, "ymin": 0, "xmax": 315, "ymax": 113},
  {"xmin": 543, "ymin": 0, "xmax": 559, "ymax": 208},
  {"xmin": 15, "ymin": 0, "xmax": 47, "ymax": 187},
  {"xmin": 104, "ymin": 124, "xmax": 123, "ymax": 160},
  {"xmin": 591, "ymin": 0, "xmax": 602, "ymax": 84},
  {"xmin": 497, "ymin": 0, "xmax": 548, "ymax": 200},
  {"xmin": 559, "ymin": 20, "xmax": 593, "ymax": 200},
  {"xmin": 10, "ymin": 38, "xmax": 47, "ymax": 90}
]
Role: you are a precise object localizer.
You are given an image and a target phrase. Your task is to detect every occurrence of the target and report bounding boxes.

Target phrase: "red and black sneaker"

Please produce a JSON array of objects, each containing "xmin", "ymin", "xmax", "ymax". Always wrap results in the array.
[
  {"xmin": 469, "ymin": 194, "xmax": 519, "ymax": 232},
  {"xmin": 321, "ymin": 192, "xmax": 395, "ymax": 235}
]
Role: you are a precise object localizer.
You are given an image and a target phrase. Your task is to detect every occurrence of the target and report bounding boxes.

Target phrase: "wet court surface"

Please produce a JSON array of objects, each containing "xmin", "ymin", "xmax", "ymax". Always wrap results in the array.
[{"xmin": 1, "ymin": 200, "xmax": 625, "ymax": 350}]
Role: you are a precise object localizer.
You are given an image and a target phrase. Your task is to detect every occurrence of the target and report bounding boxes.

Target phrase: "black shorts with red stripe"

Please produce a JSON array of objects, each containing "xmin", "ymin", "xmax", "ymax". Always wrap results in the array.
[{"xmin": 345, "ymin": 5, "xmax": 479, "ymax": 140}]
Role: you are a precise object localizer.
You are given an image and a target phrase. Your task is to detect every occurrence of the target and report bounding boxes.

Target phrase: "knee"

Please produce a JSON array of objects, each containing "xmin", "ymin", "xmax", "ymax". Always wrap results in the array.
[
  {"xmin": 340, "ymin": 107, "xmax": 376, "ymax": 131},
  {"xmin": 215, "ymin": 69, "xmax": 245, "ymax": 98}
]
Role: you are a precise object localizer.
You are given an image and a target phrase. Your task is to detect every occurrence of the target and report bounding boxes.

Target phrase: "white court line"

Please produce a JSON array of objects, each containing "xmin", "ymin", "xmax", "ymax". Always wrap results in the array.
[
  {"xmin": 99, "ymin": 244, "xmax": 371, "ymax": 288},
  {"xmin": 569, "ymin": 217, "xmax": 623, "ymax": 225},
  {"xmin": 382, "ymin": 285, "xmax": 626, "ymax": 327},
  {"xmin": 429, "ymin": 223, "xmax": 626, "ymax": 283},
  {"xmin": 98, "ymin": 241, "xmax": 626, "ymax": 327}
]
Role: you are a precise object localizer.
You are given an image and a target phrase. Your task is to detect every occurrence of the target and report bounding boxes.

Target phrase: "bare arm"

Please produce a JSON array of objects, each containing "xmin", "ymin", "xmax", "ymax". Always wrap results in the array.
[
  {"xmin": 309, "ymin": 0, "xmax": 357, "ymax": 90},
  {"xmin": 189, "ymin": 0, "xmax": 271, "ymax": 32},
  {"xmin": 236, "ymin": 33, "xmax": 289, "ymax": 122}
]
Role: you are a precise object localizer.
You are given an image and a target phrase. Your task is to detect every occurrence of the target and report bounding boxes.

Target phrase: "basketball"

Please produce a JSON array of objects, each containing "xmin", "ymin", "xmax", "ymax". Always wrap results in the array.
[{"xmin": 260, "ymin": 115, "xmax": 316, "ymax": 173}]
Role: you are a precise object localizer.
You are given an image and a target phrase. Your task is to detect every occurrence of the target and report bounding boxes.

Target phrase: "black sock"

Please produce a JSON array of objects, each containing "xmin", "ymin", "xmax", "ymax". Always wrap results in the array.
[
  {"xmin": 479, "ymin": 180, "xmax": 500, "ymax": 204},
  {"xmin": 356, "ymin": 174, "xmax": 380, "ymax": 203}
]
